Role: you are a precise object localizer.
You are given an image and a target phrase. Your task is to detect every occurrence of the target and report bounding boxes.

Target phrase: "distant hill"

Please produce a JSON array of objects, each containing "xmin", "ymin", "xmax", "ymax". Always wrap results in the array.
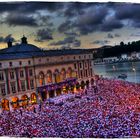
[{"xmin": 94, "ymin": 40, "xmax": 140, "ymax": 58}]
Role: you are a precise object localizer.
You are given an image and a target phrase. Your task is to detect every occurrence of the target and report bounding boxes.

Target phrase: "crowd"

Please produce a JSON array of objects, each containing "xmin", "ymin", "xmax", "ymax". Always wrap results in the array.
[{"xmin": 1, "ymin": 77, "xmax": 140, "ymax": 138}]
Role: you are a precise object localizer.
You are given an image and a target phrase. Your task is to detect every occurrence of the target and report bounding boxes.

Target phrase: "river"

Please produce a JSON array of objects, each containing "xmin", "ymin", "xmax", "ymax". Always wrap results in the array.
[{"xmin": 93, "ymin": 61, "xmax": 140, "ymax": 83}]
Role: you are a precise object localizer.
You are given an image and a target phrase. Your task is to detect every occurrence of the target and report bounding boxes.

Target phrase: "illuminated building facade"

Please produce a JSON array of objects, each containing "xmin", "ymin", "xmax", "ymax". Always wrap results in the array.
[{"xmin": 0, "ymin": 36, "xmax": 93, "ymax": 111}]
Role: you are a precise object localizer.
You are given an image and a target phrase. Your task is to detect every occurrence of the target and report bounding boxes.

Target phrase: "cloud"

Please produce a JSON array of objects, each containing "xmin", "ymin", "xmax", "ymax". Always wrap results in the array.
[
  {"xmin": 114, "ymin": 3, "xmax": 140, "ymax": 28},
  {"xmin": 73, "ymin": 40, "xmax": 81, "ymax": 47},
  {"xmin": 130, "ymin": 32, "xmax": 140, "ymax": 37},
  {"xmin": 106, "ymin": 33, "xmax": 120, "ymax": 38},
  {"xmin": 92, "ymin": 40, "xmax": 110, "ymax": 45},
  {"xmin": 100, "ymin": 17, "xmax": 123, "ymax": 32},
  {"xmin": 49, "ymin": 36, "xmax": 81, "ymax": 47},
  {"xmin": 58, "ymin": 5, "xmax": 109, "ymax": 35},
  {"xmin": 35, "ymin": 28, "xmax": 53, "ymax": 42},
  {"xmin": 0, "ymin": 2, "xmax": 64, "ymax": 14},
  {"xmin": 49, "ymin": 36, "xmax": 75, "ymax": 46},
  {"xmin": 4, "ymin": 13, "xmax": 38, "ymax": 27},
  {"xmin": 58, "ymin": 20, "xmax": 73, "ymax": 33},
  {"xmin": 115, "ymin": 4, "xmax": 140, "ymax": 20},
  {"xmin": 114, "ymin": 33, "xmax": 120, "ymax": 37},
  {"xmin": 0, "ymin": 34, "xmax": 16, "ymax": 43},
  {"xmin": 63, "ymin": 2, "xmax": 92, "ymax": 18},
  {"xmin": 107, "ymin": 33, "xmax": 114, "ymax": 38},
  {"xmin": 64, "ymin": 32, "xmax": 79, "ymax": 37},
  {"xmin": 75, "ymin": 6, "xmax": 108, "ymax": 35}
]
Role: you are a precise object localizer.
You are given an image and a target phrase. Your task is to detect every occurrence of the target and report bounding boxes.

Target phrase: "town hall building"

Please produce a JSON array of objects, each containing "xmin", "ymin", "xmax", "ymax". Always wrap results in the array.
[{"xmin": 0, "ymin": 36, "xmax": 94, "ymax": 111}]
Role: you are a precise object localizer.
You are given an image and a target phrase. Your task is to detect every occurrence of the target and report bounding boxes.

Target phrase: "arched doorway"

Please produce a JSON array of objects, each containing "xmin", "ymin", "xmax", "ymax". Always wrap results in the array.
[
  {"xmin": 61, "ymin": 68, "xmax": 66, "ymax": 81},
  {"xmin": 76, "ymin": 82, "xmax": 80, "ymax": 90},
  {"xmin": 48, "ymin": 90, "xmax": 55, "ymax": 98},
  {"xmin": 39, "ymin": 72, "xmax": 45, "ymax": 86},
  {"xmin": 47, "ymin": 70, "xmax": 52, "ymax": 83},
  {"xmin": 81, "ymin": 81, "xmax": 85, "ymax": 89},
  {"xmin": 31, "ymin": 93, "xmax": 37, "ymax": 104},
  {"xmin": 91, "ymin": 78, "xmax": 94, "ymax": 85},
  {"xmin": 11, "ymin": 97, "xmax": 19, "ymax": 109},
  {"xmin": 54, "ymin": 69, "xmax": 60, "ymax": 83},
  {"xmin": 56, "ymin": 88, "xmax": 61, "ymax": 96},
  {"xmin": 86, "ymin": 80, "xmax": 90, "ymax": 88},
  {"xmin": 1, "ymin": 99, "xmax": 9, "ymax": 111},
  {"xmin": 70, "ymin": 85, "xmax": 74, "ymax": 93},
  {"xmin": 21, "ymin": 95, "xmax": 29, "ymax": 107},
  {"xmin": 40, "ymin": 90, "xmax": 47, "ymax": 101},
  {"xmin": 67, "ymin": 67, "xmax": 72, "ymax": 78}
]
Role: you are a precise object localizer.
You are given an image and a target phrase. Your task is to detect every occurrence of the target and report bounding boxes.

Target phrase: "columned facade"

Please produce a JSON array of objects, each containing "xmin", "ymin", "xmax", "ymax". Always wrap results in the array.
[{"xmin": 0, "ymin": 37, "xmax": 94, "ymax": 111}]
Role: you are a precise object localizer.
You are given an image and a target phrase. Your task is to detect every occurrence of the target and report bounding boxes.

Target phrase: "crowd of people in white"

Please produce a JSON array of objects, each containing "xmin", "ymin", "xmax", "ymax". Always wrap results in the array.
[{"xmin": 0, "ymin": 77, "xmax": 140, "ymax": 138}]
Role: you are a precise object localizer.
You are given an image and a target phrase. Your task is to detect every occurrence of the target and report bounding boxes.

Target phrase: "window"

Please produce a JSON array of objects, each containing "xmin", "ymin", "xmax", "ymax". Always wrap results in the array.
[
  {"xmin": 79, "ymin": 63, "xmax": 82, "ymax": 68},
  {"xmin": 21, "ymin": 81, "xmax": 26, "ymax": 91},
  {"xmin": 19, "ymin": 61, "xmax": 22, "ymax": 65},
  {"xmin": 0, "ymin": 84, "xmax": 6, "ymax": 96},
  {"xmin": 47, "ymin": 58, "xmax": 49, "ymax": 61},
  {"xmin": 61, "ymin": 57, "xmax": 63, "ymax": 60},
  {"xmin": 74, "ymin": 63, "xmax": 77, "ymax": 69},
  {"xmin": 81, "ymin": 70, "xmax": 83, "ymax": 78},
  {"xmin": 10, "ymin": 71, "xmax": 14, "ymax": 79},
  {"xmin": 30, "ymin": 79, "xmax": 34, "ymax": 89},
  {"xmin": 9, "ymin": 62, "xmax": 12, "ymax": 67},
  {"xmin": 29, "ymin": 69, "xmax": 33, "ymax": 76},
  {"xmin": 90, "ymin": 61, "xmax": 92, "ymax": 66},
  {"xmin": 0, "ymin": 63, "xmax": 2, "ymax": 68},
  {"xmin": 84, "ymin": 55, "xmax": 86, "ymax": 59},
  {"xmin": 73, "ymin": 56, "xmax": 76, "ymax": 59},
  {"xmin": 20, "ymin": 70, "xmax": 24, "ymax": 78},
  {"xmin": 85, "ymin": 62, "xmax": 87, "ymax": 67},
  {"xmin": 0, "ymin": 72, "xmax": 4, "ymax": 81},
  {"xmin": 28, "ymin": 60, "xmax": 31, "ymax": 65},
  {"xmin": 79, "ymin": 56, "xmax": 81, "ymax": 59},
  {"xmin": 39, "ymin": 58, "xmax": 41, "ymax": 62},
  {"xmin": 11, "ymin": 82, "xmax": 16, "ymax": 93}
]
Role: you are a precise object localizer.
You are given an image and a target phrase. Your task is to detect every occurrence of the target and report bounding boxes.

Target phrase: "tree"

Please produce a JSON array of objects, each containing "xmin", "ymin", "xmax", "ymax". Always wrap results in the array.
[{"xmin": 120, "ymin": 41, "xmax": 124, "ymax": 47}]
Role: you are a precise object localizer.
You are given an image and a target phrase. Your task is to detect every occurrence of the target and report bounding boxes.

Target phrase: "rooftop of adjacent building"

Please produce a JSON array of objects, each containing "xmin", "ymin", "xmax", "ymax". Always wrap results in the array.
[{"xmin": 0, "ymin": 36, "xmax": 93, "ymax": 60}]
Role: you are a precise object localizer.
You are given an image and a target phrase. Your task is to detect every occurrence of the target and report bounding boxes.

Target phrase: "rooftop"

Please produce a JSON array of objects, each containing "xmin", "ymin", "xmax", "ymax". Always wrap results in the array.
[{"xmin": 0, "ymin": 36, "xmax": 91, "ymax": 60}]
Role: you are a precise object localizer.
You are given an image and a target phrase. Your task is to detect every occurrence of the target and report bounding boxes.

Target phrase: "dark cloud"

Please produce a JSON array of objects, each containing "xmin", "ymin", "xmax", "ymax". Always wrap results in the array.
[
  {"xmin": 114, "ymin": 4, "xmax": 140, "ymax": 28},
  {"xmin": 75, "ymin": 6, "xmax": 108, "ymax": 35},
  {"xmin": 58, "ymin": 20, "xmax": 73, "ymax": 33},
  {"xmin": 58, "ymin": 5, "xmax": 109, "ymax": 35},
  {"xmin": 63, "ymin": 2, "xmax": 93, "ymax": 18},
  {"xmin": 35, "ymin": 29, "xmax": 53, "ymax": 42},
  {"xmin": 100, "ymin": 17, "xmax": 124, "ymax": 32},
  {"xmin": 49, "ymin": 36, "xmax": 81, "ymax": 47},
  {"xmin": 64, "ymin": 32, "xmax": 79, "ymax": 37},
  {"xmin": 49, "ymin": 36, "xmax": 75, "ymax": 46},
  {"xmin": 0, "ymin": 2, "xmax": 64, "ymax": 14},
  {"xmin": 106, "ymin": 33, "xmax": 121, "ymax": 38},
  {"xmin": 115, "ymin": 4, "xmax": 140, "ymax": 20},
  {"xmin": 114, "ymin": 33, "xmax": 120, "ymax": 37},
  {"xmin": 5, "ymin": 13, "xmax": 38, "ymax": 27},
  {"xmin": 92, "ymin": 40, "xmax": 110, "ymax": 45},
  {"xmin": 0, "ymin": 34, "xmax": 16, "ymax": 43},
  {"xmin": 73, "ymin": 40, "xmax": 81, "ymax": 47},
  {"xmin": 0, "ymin": 2, "xmax": 21, "ymax": 13}
]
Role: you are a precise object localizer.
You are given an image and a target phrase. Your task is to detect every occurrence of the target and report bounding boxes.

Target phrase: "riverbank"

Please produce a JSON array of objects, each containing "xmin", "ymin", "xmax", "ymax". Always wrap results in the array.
[
  {"xmin": 94, "ymin": 59, "xmax": 140, "ymax": 65},
  {"xmin": 93, "ymin": 61, "xmax": 140, "ymax": 83}
]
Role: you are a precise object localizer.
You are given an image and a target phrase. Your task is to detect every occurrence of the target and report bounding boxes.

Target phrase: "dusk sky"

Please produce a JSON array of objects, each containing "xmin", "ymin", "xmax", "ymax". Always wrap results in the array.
[{"xmin": 0, "ymin": 1, "xmax": 140, "ymax": 49}]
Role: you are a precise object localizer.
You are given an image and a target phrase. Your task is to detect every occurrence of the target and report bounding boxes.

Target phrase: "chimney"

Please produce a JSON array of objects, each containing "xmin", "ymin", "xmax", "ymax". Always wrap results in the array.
[
  {"xmin": 21, "ymin": 36, "xmax": 27, "ymax": 44},
  {"xmin": 7, "ymin": 40, "xmax": 12, "ymax": 48}
]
